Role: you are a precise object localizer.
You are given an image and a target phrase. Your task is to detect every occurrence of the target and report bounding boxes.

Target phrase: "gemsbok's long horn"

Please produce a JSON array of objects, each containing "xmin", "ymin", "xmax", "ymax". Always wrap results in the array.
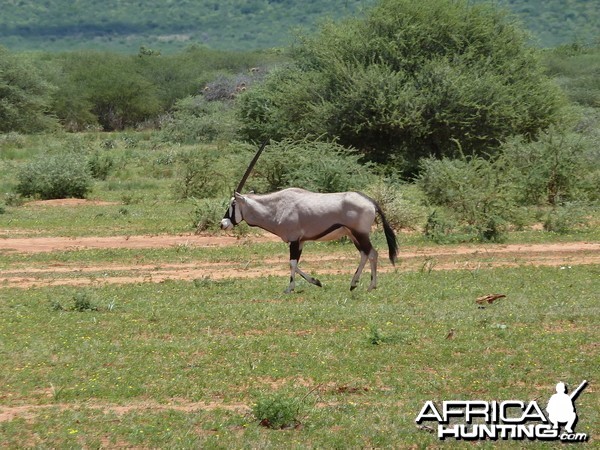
[{"xmin": 235, "ymin": 140, "xmax": 268, "ymax": 193}]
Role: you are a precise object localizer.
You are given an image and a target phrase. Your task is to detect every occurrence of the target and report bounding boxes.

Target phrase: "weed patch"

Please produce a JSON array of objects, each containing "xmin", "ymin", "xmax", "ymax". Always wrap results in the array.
[
  {"xmin": 252, "ymin": 393, "xmax": 302, "ymax": 429},
  {"xmin": 50, "ymin": 290, "xmax": 99, "ymax": 312}
]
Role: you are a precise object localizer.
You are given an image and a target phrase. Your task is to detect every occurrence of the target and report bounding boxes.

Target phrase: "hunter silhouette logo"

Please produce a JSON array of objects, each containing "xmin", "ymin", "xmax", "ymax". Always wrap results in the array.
[
  {"xmin": 546, "ymin": 380, "xmax": 587, "ymax": 434},
  {"xmin": 416, "ymin": 380, "xmax": 589, "ymax": 442}
]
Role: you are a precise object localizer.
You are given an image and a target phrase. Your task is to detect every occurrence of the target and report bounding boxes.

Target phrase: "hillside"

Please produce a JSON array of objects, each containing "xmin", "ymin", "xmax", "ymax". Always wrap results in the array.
[
  {"xmin": 498, "ymin": 0, "xmax": 599, "ymax": 47},
  {"xmin": 0, "ymin": 0, "xmax": 598, "ymax": 53},
  {"xmin": 0, "ymin": 0, "xmax": 376, "ymax": 53}
]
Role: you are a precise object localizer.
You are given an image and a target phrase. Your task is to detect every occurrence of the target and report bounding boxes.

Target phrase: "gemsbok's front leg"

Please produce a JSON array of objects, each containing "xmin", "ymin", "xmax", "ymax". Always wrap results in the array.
[
  {"xmin": 285, "ymin": 241, "xmax": 322, "ymax": 293},
  {"xmin": 285, "ymin": 241, "xmax": 301, "ymax": 293}
]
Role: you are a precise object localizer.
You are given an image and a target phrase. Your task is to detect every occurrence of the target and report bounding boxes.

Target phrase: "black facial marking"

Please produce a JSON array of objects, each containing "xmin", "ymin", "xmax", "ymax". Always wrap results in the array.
[{"xmin": 224, "ymin": 200, "xmax": 238, "ymax": 224}]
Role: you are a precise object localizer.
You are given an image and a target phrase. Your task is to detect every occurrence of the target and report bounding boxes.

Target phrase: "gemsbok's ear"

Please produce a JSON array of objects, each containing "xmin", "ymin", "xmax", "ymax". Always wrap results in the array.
[{"xmin": 234, "ymin": 192, "xmax": 246, "ymax": 203}]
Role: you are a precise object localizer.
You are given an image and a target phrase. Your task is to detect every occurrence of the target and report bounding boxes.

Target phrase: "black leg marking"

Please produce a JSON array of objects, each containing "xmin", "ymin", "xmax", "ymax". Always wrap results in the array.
[
  {"xmin": 354, "ymin": 232, "xmax": 373, "ymax": 255},
  {"xmin": 290, "ymin": 240, "xmax": 301, "ymax": 261}
]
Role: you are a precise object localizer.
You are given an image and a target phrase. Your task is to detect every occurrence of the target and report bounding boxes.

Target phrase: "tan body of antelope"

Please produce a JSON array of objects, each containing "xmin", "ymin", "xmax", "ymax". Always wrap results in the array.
[{"xmin": 221, "ymin": 188, "xmax": 398, "ymax": 293}]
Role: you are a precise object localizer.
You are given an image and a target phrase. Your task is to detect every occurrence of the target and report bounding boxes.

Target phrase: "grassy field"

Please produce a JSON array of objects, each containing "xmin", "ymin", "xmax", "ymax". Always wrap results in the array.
[
  {"xmin": 1, "ymin": 132, "xmax": 598, "ymax": 447},
  {"xmin": 1, "ymin": 263, "xmax": 597, "ymax": 448}
]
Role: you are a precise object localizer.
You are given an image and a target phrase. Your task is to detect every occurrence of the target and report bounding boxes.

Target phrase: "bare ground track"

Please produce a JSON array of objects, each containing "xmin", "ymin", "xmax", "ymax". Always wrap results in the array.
[{"xmin": 1, "ymin": 233, "xmax": 598, "ymax": 289}]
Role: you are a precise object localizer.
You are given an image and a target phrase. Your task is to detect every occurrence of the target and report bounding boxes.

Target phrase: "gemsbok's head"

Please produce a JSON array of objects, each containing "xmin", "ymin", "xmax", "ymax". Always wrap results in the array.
[{"xmin": 220, "ymin": 141, "xmax": 267, "ymax": 231}]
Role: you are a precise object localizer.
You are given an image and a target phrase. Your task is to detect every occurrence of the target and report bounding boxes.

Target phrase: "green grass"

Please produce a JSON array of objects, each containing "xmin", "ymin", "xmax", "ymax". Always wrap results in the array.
[
  {"xmin": 0, "ymin": 199, "xmax": 193, "ymax": 237},
  {"xmin": 2, "ymin": 131, "xmax": 599, "ymax": 242},
  {"xmin": 1, "ymin": 265, "xmax": 597, "ymax": 448},
  {"xmin": 1, "ymin": 129, "xmax": 598, "ymax": 446}
]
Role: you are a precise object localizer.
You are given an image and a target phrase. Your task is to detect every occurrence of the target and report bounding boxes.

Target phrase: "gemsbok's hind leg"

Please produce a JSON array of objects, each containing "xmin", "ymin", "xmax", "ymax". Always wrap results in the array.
[
  {"xmin": 285, "ymin": 241, "xmax": 321, "ymax": 293},
  {"xmin": 350, "ymin": 252, "xmax": 368, "ymax": 291},
  {"xmin": 349, "ymin": 232, "xmax": 377, "ymax": 291}
]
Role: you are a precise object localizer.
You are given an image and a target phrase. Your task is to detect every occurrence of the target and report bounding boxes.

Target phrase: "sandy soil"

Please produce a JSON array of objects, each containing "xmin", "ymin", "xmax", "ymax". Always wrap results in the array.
[
  {"xmin": 0, "ymin": 233, "xmax": 598, "ymax": 289},
  {"xmin": 0, "ymin": 233, "xmax": 280, "ymax": 253}
]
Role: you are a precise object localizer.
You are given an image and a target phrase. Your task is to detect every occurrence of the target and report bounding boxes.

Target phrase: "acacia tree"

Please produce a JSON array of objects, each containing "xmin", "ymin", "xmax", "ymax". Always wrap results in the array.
[
  {"xmin": 0, "ymin": 46, "xmax": 57, "ymax": 133},
  {"xmin": 49, "ymin": 52, "xmax": 162, "ymax": 131},
  {"xmin": 239, "ymin": 0, "xmax": 567, "ymax": 173}
]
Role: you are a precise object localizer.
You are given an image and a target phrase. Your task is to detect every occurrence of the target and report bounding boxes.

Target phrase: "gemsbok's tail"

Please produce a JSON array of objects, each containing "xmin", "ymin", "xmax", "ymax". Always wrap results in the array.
[{"xmin": 374, "ymin": 202, "xmax": 398, "ymax": 265}]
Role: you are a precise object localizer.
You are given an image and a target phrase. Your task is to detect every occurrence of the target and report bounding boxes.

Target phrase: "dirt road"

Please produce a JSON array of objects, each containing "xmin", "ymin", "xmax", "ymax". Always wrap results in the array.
[{"xmin": 1, "ymin": 234, "xmax": 598, "ymax": 289}]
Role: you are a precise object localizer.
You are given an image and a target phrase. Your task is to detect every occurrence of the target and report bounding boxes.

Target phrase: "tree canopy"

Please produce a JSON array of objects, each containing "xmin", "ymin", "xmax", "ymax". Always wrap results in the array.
[
  {"xmin": 239, "ymin": 0, "xmax": 567, "ymax": 173},
  {"xmin": 0, "ymin": 47, "xmax": 57, "ymax": 133}
]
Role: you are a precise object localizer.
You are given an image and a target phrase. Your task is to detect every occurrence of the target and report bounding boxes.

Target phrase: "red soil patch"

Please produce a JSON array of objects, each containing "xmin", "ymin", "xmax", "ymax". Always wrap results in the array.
[
  {"xmin": 0, "ymin": 234, "xmax": 598, "ymax": 288},
  {"xmin": 0, "ymin": 232, "xmax": 280, "ymax": 253},
  {"xmin": 24, "ymin": 198, "xmax": 120, "ymax": 208},
  {"xmin": 0, "ymin": 399, "xmax": 250, "ymax": 423}
]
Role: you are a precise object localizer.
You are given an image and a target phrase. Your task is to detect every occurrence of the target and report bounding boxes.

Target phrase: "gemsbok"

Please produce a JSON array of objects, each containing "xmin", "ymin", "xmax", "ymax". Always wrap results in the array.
[{"xmin": 221, "ymin": 142, "xmax": 398, "ymax": 293}]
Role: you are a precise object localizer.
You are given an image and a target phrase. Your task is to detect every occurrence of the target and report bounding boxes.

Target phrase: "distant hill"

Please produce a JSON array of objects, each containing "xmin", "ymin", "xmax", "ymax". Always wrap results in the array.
[
  {"xmin": 496, "ymin": 0, "xmax": 599, "ymax": 47},
  {"xmin": 0, "ymin": 0, "xmax": 597, "ymax": 53}
]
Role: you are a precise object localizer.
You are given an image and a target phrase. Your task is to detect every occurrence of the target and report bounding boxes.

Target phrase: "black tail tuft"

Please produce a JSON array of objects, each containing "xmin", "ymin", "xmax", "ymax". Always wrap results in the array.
[{"xmin": 375, "ymin": 202, "xmax": 398, "ymax": 265}]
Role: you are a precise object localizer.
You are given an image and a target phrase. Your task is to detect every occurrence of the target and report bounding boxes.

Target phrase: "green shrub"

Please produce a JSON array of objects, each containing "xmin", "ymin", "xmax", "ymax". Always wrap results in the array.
[
  {"xmin": 72, "ymin": 291, "xmax": 97, "ymax": 312},
  {"xmin": 239, "ymin": 0, "xmax": 566, "ymax": 173},
  {"xmin": 87, "ymin": 151, "xmax": 114, "ymax": 180},
  {"xmin": 252, "ymin": 393, "xmax": 301, "ymax": 429},
  {"xmin": 423, "ymin": 210, "xmax": 457, "ymax": 243},
  {"xmin": 192, "ymin": 198, "xmax": 228, "ymax": 232},
  {"xmin": 543, "ymin": 44, "xmax": 600, "ymax": 108},
  {"xmin": 368, "ymin": 325, "xmax": 387, "ymax": 345},
  {"xmin": 365, "ymin": 180, "xmax": 426, "ymax": 230},
  {"xmin": 160, "ymin": 96, "xmax": 239, "ymax": 144},
  {"xmin": 172, "ymin": 149, "xmax": 230, "ymax": 199},
  {"xmin": 249, "ymin": 139, "xmax": 375, "ymax": 193},
  {"xmin": 3, "ymin": 192, "xmax": 25, "ymax": 207},
  {"xmin": 542, "ymin": 204, "xmax": 586, "ymax": 234},
  {"xmin": 15, "ymin": 153, "xmax": 93, "ymax": 199},
  {"xmin": 50, "ymin": 51, "xmax": 162, "ymax": 131},
  {"xmin": 0, "ymin": 47, "xmax": 58, "ymax": 133},
  {"xmin": 51, "ymin": 290, "xmax": 98, "ymax": 312},
  {"xmin": 417, "ymin": 156, "xmax": 514, "ymax": 241},
  {"xmin": 500, "ymin": 128, "xmax": 598, "ymax": 206}
]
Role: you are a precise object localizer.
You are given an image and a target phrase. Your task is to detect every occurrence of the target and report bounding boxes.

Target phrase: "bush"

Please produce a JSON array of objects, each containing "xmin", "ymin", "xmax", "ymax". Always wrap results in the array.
[
  {"xmin": 192, "ymin": 198, "xmax": 229, "ymax": 232},
  {"xmin": 160, "ymin": 96, "xmax": 240, "ymax": 144},
  {"xmin": 179, "ymin": 139, "xmax": 374, "ymax": 218},
  {"xmin": 365, "ymin": 180, "xmax": 426, "ymax": 230},
  {"xmin": 417, "ymin": 156, "xmax": 514, "ymax": 241},
  {"xmin": 423, "ymin": 210, "xmax": 458, "ymax": 243},
  {"xmin": 252, "ymin": 393, "xmax": 301, "ymax": 429},
  {"xmin": 72, "ymin": 291, "xmax": 97, "ymax": 312},
  {"xmin": 15, "ymin": 153, "xmax": 93, "ymax": 199},
  {"xmin": 0, "ymin": 46, "xmax": 58, "ymax": 133},
  {"xmin": 542, "ymin": 204, "xmax": 587, "ymax": 234},
  {"xmin": 87, "ymin": 151, "xmax": 114, "ymax": 180},
  {"xmin": 49, "ymin": 51, "xmax": 162, "ymax": 131},
  {"xmin": 500, "ymin": 128, "xmax": 599, "ymax": 206},
  {"xmin": 248, "ymin": 139, "xmax": 375, "ymax": 193},
  {"xmin": 543, "ymin": 44, "xmax": 600, "ymax": 108},
  {"xmin": 172, "ymin": 148, "xmax": 241, "ymax": 199}
]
